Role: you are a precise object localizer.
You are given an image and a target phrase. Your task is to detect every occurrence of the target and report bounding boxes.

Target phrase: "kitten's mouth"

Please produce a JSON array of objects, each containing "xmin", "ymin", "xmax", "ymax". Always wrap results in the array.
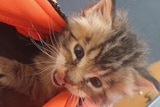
[
  {"xmin": 53, "ymin": 76, "xmax": 62, "ymax": 86},
  {"xmin": 53, "ymin": 72, "xmax": 65, "ymax": 86}
]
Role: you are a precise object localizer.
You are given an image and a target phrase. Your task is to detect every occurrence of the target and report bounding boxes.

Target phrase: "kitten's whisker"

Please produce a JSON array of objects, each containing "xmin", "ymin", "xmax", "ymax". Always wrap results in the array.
[
  {"xmin": 38, "ymin": 35, "xmax": 60, "ymax": 57},
  {"xmin": 45, "ymin": 27, "xmax": 60, "ymax": 52},
  {"xmin": 66, "ymin": 94, "xmax": 74, "ymax": 106},
  {"xmin": 43, "ymin": 41, "xmax": 60, "ymax": 55},
  {"xmin": 48, "ymin": 22, "xmax": 52, "ymax": 36},
  {"xmin": 51, "ymin": 32, "xmax": 61, "ymax": 52},
  {"xmin": 50, "ymin": 35, "xmax": 55, "ymax": 49},
  {"xmin": 31, "ymin": 65, "xmax": 55, "ymax": 76},
  {"xmin": 30, "ymin": 38, "xmax": 55, "ymax": 59},
  {"xmin": 78, "ymin": 84, "xmax": 96, "ymax": 107},
  {"xmin": 28, "ymin": 61, "xmax": 56, "ymax": 66},
  {"xmin": 30, "ymin": 23, "xmax": 44, "ymax": 41},
  {"xmin": 31, "ymin": 23, "xmax": 61, "ymax": 59},
  {"xmin": 29, "ymin": 24, "xmax": 58, "ymax": 59},
  {"xmin": 51, "ymin": 36, "xmax": 60, "ymax": 54},
  {"xmin": 37, "ymin": 65, "xmax": 55, "ymax": 75},
  {"xmin": 34, "ymin": 36, "xmax": 58, "ymax": 56},
  {"xmin": 48, "ymin": 24, "xmax": 55, "ymax": 46},
  {"xmin": 31, "ymin": 22, "xmax": 60, "ymax": 54},
  {"xmin": 40, "ymin": 40, "xmax": 58, "ymax": 56},
  {"xmin": 78, "ymin": 89, "xmax": 85, "ymax": 106}
]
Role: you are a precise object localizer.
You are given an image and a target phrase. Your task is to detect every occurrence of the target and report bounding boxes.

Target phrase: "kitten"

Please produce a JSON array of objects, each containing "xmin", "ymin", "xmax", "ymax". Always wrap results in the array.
[{"xmin": 0, "ymin": 0, "xmax": 159, "ymax": 107}]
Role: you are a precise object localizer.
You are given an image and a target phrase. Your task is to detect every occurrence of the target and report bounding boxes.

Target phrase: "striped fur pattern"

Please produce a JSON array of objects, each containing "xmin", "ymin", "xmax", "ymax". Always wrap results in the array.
[{"xmin": 53, "ymin": 7, "xmax": 147, "ymax": 107}]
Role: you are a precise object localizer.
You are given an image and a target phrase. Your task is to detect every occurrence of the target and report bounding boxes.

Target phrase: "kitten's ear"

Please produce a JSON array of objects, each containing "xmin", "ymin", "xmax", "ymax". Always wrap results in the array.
[
  {"xmin": 84, "ymin": 0, "xmax": 114, "ymax": 24},
  {"xmin": 134, "ymin": 72, "xmax": 159, "ymax": 94}
]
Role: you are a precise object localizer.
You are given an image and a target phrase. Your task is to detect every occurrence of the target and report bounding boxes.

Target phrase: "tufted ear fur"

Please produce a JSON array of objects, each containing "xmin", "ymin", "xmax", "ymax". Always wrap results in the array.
[
  {"xmin": 134, "ymin": 71, "xmax": 159, "ymax": 94},
  {"xmin": 83, "ymin": 0, "xmax": 114, "ymax": 26}
]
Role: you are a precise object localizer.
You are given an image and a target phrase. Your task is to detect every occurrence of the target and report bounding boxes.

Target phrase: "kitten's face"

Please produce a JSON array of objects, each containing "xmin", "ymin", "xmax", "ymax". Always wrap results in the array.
[{"xmin": 50, "ymin": 0, "xmax": 154, "ymax": 106}]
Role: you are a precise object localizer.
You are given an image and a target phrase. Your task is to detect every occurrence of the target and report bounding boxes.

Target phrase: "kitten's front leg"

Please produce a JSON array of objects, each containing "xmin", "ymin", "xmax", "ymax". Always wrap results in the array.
[
  {"xmin": 0, "ymin": 56, "xmax": 19, "ymax": 88},
  {"xmin": 0, "ymin": 56, "xmax": 40, "ymax": 97}
]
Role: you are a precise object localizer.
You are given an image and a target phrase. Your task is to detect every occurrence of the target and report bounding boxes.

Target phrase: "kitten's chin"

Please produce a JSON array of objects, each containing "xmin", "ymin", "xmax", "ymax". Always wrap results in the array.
[{"xmin": 65, "ymin": 84, "xmax": 87, "ymax": 98}]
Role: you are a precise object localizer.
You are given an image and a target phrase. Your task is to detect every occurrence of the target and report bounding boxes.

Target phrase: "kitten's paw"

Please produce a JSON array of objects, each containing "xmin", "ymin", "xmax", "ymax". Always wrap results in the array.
[
  {"xmin": 0, "ymin": 71, "xmax": 9, "ymax": 87},
  {"xmin": 0, "ymin": 57, "xmax": 17, "ymax": 88}
]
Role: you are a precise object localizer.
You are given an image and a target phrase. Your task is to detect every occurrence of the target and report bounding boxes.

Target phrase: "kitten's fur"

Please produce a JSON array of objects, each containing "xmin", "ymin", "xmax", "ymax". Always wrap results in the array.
[{"xmin": 0, "ymin": 0, "xmax": 159, "ymax": 107}]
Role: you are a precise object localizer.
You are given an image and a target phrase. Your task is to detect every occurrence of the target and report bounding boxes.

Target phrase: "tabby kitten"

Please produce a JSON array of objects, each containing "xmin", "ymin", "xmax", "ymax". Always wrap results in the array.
[{"xmin": 0, "ymin": 0, "xmax": 159, "ymax": 107}]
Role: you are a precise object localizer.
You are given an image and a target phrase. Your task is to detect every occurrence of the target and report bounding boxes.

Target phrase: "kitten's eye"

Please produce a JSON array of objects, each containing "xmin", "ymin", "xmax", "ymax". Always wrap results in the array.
[
  {"xmin": 74, "ymin": 44, "xmax": 84, "ymax": 59},
  {"xmin": 89, "ymin": 77, "xmax": 102, "ymax": 88}
]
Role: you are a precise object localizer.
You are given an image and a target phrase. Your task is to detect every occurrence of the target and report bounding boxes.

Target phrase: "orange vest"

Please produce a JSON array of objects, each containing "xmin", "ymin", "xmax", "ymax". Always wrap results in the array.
[{"xmin": 0, "ymin": 0, "xmax": 66, "ymax": 40}]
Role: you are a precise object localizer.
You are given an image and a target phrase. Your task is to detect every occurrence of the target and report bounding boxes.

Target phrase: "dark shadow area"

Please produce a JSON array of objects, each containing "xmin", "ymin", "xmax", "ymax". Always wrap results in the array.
[{"xmin": 0, "ymin": 22, "xmax": 39, "ymax": 64}]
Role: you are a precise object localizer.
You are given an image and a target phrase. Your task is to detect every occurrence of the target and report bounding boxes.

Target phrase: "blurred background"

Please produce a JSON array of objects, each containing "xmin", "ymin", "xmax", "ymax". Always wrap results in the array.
[{"xmin": 58, "ymin": 0, "xmax": 160, "ymax": 64}]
